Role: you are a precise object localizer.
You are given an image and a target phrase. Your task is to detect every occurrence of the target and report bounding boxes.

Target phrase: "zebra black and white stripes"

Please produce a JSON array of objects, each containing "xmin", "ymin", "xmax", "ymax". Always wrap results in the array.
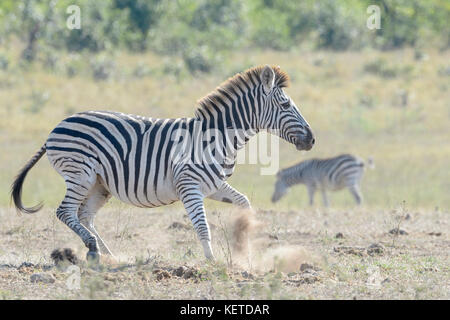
[
  {"xmin": 11, "ymin": 65, "xmax": 314, "ymax": 261},
  {"xmin": 271, "ymin": 154, "xmax": 373, "ymax": 206}
]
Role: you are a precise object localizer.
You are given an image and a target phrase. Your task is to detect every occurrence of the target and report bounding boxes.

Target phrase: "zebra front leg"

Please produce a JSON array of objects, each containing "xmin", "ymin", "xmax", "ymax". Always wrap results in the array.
[
  {"xmin": 79, "ymin": 213, "xmax": 114, "ymax": 257},
  {"xmin": 208, "ymin": 182, "xmax": 254, "ymax": 254},
  {"xmin": 177, "ymin": 183, "xmax": 215, "ymax": 260},
  {"xmin": 307, "ymin": 184, "xmax": 316, "ymax": 206},
  {"xmin": 208, "ymin": 182, "xmax": 251, "ymax": 209}
]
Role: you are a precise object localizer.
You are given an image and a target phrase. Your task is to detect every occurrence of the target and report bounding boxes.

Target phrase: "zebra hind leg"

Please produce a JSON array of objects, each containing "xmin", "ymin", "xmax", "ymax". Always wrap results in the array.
[
  {"xmin": 78, "ymin": 178, "xmax": 114, "ymax": 257},
  {"xmin": 56, "ymin": 171, "xmax": 102, "ymax": 263},
  {"xmin": 349, "ymin": 184, "xmax": 363, "ymax": 205},
  {"xmin": 321, "ymin": 189, "xmax": 330, "ymax": 207},
  {"xmin": 307, "ymin": 184, "xmax": 316, "ymax": 206}
]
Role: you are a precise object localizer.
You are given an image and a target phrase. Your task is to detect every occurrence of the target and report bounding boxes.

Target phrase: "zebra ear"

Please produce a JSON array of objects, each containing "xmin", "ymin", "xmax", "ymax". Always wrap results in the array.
[{"xmin": 261, "ymin": 65, "xmax": 275, "ymax": 93}]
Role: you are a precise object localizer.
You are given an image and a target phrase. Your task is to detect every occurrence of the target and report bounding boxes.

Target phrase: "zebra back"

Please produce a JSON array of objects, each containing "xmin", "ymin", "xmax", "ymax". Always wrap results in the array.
[{"xmin": 278, "ymin": 154, "xmax": 366, "ymax": 190}]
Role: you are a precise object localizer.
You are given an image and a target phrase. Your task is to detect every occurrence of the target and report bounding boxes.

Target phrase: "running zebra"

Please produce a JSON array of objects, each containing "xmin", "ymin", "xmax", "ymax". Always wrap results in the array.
[
  {"xmin": 11, "ymin": 65, "xmax": 315, "ymax": 262},
  {"xmin": 271, "ymin": 154, "xmax": 373, "ymax": 206}
]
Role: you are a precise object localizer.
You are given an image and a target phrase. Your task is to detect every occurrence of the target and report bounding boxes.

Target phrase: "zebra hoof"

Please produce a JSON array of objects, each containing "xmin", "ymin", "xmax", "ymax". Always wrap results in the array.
[{"xmin": 86, "ymin": 251, "xmax": 100, "ymax": 264}]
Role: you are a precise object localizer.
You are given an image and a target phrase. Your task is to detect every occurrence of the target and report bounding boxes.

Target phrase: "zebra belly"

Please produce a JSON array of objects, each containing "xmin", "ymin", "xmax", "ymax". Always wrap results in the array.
[{"xmin": 96, "ymin": 165, "xmax": 179, "ymax": 208}]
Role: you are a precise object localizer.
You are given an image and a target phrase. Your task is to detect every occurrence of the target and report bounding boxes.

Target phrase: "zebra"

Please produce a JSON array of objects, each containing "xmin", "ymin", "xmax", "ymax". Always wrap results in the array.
[
  {"xmin": 271, "ymin": 154, "xmax": 373, "ymax": 206},
  {"xmin": 11, "ymin": 65, "xmax": 315, "ymax": 262}
]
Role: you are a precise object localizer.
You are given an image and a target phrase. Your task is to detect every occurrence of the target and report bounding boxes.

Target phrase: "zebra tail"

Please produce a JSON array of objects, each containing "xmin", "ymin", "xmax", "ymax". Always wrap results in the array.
[{"xmin": 11, "ymin": 145, "xmax": 46, "ymax": 215}]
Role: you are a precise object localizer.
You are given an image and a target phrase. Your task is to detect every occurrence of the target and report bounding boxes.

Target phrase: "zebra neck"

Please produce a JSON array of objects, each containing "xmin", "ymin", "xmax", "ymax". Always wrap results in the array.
[
  {"xmin": 281, "ymin": 166, "xmax": 303, "ymax": 187},
  {"xmin": 194, "ymin": 89, "xmax": 259, "ymax": 132},
  {"xmin": 193, "ymin": 92, "xmax": 260, "ymax": 160},
  {"xmin": 192, "ymin": 117, "xmax": 258, "ymax": 163}
]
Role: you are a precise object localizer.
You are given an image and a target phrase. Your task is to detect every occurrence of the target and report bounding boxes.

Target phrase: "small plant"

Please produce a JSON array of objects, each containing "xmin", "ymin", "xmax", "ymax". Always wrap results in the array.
[
  {"xmin": 216, "ymin": 212, "xmax": 233, "ymax": 269},
  {"xmin": 438, "ymin": 66, "xmax": 450, "ymax": 77},
  {"xmin": 182, "ymin": 49, "xmax": 213, "ymax": 74},
  {"xmin": 357, "ymin": 92, "xmax": 376, "ymax": 109},
  {"xmin": 0, "ymin": 53, "xmax": 9, "ymax": 70},
  {"xmin": 83, "ymin": 276, "xmax": 109, "ymax": 299},
  {"xmin": 26, "ymin": 90, "xmax": 50, "ymax": 114},
  {"xmin": 90, "ymin": 56, "xmax": 115, "ymax": 81},
  {"xmin": 388, "ymin": 201, "xmax": 409, "ymax": 247},
  {"xmin": 65, "ymin": 54, "xmax": 83, "ymax": 78},
  {"xmin": 132, "ymin": 62, "xmax": 153, "ymax": 78},
  {"xmin": 363, "ymin": 58, "xmax": 414, "ymax": 79},
  {"xmin": 265, "ymin": 272, "xmax": 283, "ymax": 299},
  {"xmin": 42, "ymin": 50, "xmax": 59, "ymax": 71},
  {"xmin": 0, "ymin": 289, "xmax": 15, "ymax": 299},
  {"xmin": 162, "ymin": 59, "xmax": 186, "ymax": 80}
]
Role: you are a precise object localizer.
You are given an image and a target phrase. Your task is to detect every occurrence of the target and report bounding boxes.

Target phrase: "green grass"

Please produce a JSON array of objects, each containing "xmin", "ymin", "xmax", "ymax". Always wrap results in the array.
[{"xmin": 0, "ymin": 48, "xmax": 449, "ymax": 211}]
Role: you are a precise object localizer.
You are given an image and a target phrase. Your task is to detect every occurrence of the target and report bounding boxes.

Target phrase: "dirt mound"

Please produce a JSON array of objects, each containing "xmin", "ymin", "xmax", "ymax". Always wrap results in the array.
[
  {"xmin": 389, "ymin": 228, "xmax": 408, "ymax": 235},
  {"xmin": 334, "ymin": 246, "xmax": 366, "ymax": 256},
  {"xmin": 153, "ymin": 265, "xmax": 202, "ymax": 281},
  {"xmin": 334, "ymin": 243, "xmax": 386, "ymax": 257},
  {"xmin": 367, "ymin": 243, "xmax": 385, "ymax": 256},
  {"xmin": 30, "ymin": 272, "xmax": 56, "ymax": 284},
  {"xmin": 284, "ymin": 269, "xmax": 321, "ymax": 286},
  {"xmin": 50, "ymin": 248, "xmax": 79, "ymax": 268},
  {"xmin": 168, "ymin": 221, "xmax": 191, "ymax": 230},
  {"xmin": 17, "ymin": 262, "xmax": 36, "ymax": 275},
  {"xmin": 153, "ymin": 269, "xmax": 172, "ymax": 281}
]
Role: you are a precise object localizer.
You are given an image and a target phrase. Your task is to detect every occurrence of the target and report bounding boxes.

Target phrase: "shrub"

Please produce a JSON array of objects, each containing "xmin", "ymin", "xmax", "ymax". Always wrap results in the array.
[
  {"xmin": 363, "ymin": 58, "xmax": 414, "ymax": 79},
  {"xmin": 90, "ymin": 55, "xmax": 115, "ymax": 81},
  {"xmin": 0, "ymin": 53, "xmax": 9, "ymax": 70}
]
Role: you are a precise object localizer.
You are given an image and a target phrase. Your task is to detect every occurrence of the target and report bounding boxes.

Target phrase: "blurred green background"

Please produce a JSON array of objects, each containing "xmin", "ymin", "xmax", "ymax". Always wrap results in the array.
[{"xmin": 0, "ymin": 0, "xmax": 449, "ymax": 210}]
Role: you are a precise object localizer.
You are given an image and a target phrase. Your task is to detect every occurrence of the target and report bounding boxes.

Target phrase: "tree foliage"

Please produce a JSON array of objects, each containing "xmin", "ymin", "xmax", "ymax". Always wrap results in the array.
[{"xmin": 0, "ymin": 0, "xmax": 448, "ymax": 71}]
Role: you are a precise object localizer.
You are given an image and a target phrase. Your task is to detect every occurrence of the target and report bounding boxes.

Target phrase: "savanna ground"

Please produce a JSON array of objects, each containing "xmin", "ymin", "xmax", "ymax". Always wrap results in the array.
[
  {"xmin": 0, "ymin": 48, "xmax": 449, "ymax": 299},
  {"xmin": 0, "ymin": 206, "xmax": 448, "ymax": 299}
]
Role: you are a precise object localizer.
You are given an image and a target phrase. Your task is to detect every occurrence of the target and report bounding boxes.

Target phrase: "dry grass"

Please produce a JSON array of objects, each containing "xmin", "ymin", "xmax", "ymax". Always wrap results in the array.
[
  {"xmin": 0, "ymin": 205, "xmax": 448, "ymax": 299},
  {"xmin": 0, "ymin": 49, "xmax": 449, "ymax": 209}
]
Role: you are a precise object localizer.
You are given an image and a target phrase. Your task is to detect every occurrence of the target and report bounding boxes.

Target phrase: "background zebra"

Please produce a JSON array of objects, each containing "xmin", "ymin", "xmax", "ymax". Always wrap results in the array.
[
  {"xmin": 11, "ymin": 65, "xmax": 315, "ymax": 262},
  {"xmin": 271, "ymin": 154, "xmax": 374, "ymax": 206}
]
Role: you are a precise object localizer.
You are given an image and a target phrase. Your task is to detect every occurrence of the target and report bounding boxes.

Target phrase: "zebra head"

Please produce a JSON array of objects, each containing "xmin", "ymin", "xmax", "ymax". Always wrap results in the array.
[{"xmin": 259, "ymin": 65, "xmax": 315, "ymax": 151}]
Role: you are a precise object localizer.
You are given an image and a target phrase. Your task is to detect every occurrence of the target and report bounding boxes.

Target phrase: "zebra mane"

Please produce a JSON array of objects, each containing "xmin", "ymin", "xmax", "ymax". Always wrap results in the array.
[{"xmin": 196, "ymin": 65, "xmax": 290, "ymax": 114}]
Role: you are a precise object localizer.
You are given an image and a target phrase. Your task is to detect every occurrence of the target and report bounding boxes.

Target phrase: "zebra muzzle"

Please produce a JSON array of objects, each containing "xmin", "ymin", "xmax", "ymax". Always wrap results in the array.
[{"xmin": 294, "ymin": 137, "xmax": 315, "ymax": 151}]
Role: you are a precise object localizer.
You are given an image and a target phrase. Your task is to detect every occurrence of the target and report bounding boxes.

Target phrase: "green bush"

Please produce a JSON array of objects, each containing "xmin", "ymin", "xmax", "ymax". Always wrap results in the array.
[
  {"xmin": 150, "ymin": 0, "xmax": 246, "ymax": 73},
  {"xmin": 248, "ymin": 5, "xmax": 291, "ymax": 50},
  {"xmin": 314, "ymin": 0, "xmax": 365, "ymax": 50},
  {"xmin": 0, "ymin": 0, "xmax": 448, "ymax": 72},
  {"xmin": 90, "ymin": 55, "xmax": 115, "ymax": 80},
  {"xmin": 364, "ymin": 0, "xmax": 450, "ymax": 49},
  {"xmin": 363, "ymin": 58, "xmax": 414, "ymax": 78}
]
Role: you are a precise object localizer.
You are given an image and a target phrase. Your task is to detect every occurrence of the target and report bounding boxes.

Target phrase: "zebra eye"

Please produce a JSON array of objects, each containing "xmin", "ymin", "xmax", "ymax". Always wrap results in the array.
[{"xmin": 280, "ymin": 101, "xmax": 290, "ymax": 109}]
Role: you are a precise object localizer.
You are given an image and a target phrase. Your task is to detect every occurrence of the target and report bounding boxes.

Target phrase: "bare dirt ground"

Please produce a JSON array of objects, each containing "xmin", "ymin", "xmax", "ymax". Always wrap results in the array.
[{"xmin": 0, "ymin": 205, "xmax": 448, "ymax": 299}]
